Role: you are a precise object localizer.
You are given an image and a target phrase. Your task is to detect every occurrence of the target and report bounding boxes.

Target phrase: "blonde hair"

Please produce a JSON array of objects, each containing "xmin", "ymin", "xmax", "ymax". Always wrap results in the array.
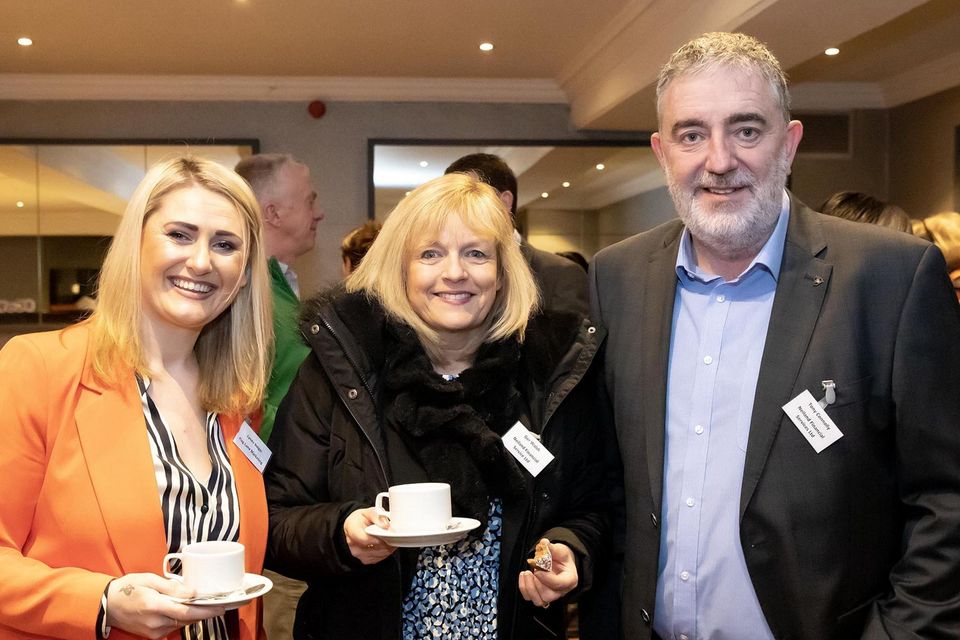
[
  {"xmin": 88, "ymin": 155, "xmax": 272, "ymax": 415},
  {"xmin": 657, "ymin": 32, "xmax": 791, "ymax": 123},
  {"xmin": 347, "ymin": 172, "xmax": 538, "ymax": 355}
]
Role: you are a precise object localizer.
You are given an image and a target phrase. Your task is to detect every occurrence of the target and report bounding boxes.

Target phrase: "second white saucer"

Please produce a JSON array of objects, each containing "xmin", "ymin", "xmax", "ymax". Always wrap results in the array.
[{"xmin": 365, "ymin": 517, "xmax": 482, "ymax": 548}]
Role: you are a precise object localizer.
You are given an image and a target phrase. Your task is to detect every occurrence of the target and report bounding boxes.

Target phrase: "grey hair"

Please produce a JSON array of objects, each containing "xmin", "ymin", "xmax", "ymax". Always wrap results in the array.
[
  {"xmin": 656, "ymin": 32, "xmax": 791, "ymax": 123},
  {"xmin": 234, "ymin": 153, "xmax": 302, "ymax": 198}
]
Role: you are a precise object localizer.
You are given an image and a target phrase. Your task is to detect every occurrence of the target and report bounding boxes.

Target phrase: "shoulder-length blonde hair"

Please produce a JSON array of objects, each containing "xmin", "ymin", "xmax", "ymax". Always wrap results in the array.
[
  {"xmin": 87, "ymin": 155, "xmax": 272, "ymax": 415},
  {"xmin": 347, "ymin": 172, "xmax": 539, "ymax": 354}
]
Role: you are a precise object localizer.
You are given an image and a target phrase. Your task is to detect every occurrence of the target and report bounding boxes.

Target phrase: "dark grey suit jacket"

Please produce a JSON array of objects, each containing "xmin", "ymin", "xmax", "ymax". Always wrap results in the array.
[
  {"xmin": 523, "ymin": 242, "xmax": 589, "ymax": 317},
  {"xmin": 589, "ymin": 195, "xmax": 960, "ymax": 640}
]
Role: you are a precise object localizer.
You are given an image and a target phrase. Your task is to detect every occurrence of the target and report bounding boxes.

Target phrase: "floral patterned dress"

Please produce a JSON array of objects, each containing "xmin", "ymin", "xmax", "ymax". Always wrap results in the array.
[{"xmin": 401, "ymin": 500, "xmax": 502, "ymax": 639}]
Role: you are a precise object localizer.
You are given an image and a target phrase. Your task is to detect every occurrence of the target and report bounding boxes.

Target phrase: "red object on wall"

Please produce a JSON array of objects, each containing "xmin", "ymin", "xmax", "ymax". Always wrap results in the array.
[{"xmin": 308, "ymin": 101, "xmax": 327, "ymax": 118}]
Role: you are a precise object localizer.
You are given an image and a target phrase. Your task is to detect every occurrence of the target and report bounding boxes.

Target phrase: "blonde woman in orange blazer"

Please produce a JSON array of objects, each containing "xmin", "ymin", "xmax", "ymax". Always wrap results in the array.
[{"xmin": 0, "ymin": 156, "xmax": 272, "ymax": 640}]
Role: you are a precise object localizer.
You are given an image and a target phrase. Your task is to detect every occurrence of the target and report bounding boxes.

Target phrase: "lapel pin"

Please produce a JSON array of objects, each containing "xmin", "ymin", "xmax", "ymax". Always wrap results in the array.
[{"xmin": 812, "ymin": 276, "xmax": 824, "ymax": 286}]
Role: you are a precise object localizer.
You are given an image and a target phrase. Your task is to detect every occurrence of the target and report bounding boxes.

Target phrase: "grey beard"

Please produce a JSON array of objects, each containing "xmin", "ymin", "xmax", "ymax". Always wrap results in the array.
[{"xmin": 667, "ymin": 152, "xmax": 789, "ymax": 261}]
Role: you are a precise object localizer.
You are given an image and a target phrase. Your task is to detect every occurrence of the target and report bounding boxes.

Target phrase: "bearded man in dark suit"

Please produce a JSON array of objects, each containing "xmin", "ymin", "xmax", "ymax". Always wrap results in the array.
[{"xmin": 589, "ymin": 32, "xmax": 960, "ymax": 640}]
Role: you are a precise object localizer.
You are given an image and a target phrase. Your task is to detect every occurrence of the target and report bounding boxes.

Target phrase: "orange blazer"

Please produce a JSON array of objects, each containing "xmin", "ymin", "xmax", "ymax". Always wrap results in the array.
[{"xmin": 0, "ymin": 325, "xmax": 267, "ymax": 640}]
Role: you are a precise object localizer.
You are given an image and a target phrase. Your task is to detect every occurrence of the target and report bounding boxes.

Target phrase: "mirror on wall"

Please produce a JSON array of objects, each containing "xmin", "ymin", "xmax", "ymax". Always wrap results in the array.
[
  {"xmin": 369, "ymin": 139, "xmax": 671, "ymax": 260},
  {"xmin": 0, "ymin": 141, "xmax": 256, "ymax": 329}
]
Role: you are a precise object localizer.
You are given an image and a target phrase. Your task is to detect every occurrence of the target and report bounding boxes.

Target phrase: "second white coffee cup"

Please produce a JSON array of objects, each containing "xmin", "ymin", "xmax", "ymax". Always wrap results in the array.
[
  {"xmin": 162, "ymin": 540, "xmax": 245, "ymax": 596},
  {"xmin": 375, "ymin": 482, "xmax": 452, "ymax": 532}
]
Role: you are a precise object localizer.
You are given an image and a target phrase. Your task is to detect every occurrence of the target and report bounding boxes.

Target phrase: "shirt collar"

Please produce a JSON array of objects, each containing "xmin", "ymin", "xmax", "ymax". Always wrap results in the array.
[
  {"xmin": 676, "ymin": 189, "xmax": 791, "ymax": 283},
  {"xmin": 275, "ymin": 259, "xmax": 301, "ymax": 297}
]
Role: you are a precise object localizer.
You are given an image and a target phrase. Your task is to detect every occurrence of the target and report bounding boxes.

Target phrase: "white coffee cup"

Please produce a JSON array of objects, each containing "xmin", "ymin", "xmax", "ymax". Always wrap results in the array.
[
  {"xmin": 162, "ymin": 541, "xmax": 245, "ymax": 596},
  {"xmin": 375, "ymin": 482, "xmax": 452, "ymax": 533}
]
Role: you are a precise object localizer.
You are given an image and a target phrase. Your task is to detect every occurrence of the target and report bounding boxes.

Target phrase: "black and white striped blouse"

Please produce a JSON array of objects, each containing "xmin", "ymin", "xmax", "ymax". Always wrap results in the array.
[{"xmin": 139, "ymin": 376, "xmax": 240, "ymax": 640}]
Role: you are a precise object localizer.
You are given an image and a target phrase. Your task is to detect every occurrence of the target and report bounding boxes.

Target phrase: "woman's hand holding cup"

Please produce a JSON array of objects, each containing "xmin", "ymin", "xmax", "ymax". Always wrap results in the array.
[
  {"xmin": 106, "ymin": 573, "xmax": 226, "ymax": 639},
  {"xmin": 344, "ymin": 506, "xmax": 397, "ymax": 564},
  {"xmin": 518, "ymin": 539, "xmax": 579, "ymax": 609}
]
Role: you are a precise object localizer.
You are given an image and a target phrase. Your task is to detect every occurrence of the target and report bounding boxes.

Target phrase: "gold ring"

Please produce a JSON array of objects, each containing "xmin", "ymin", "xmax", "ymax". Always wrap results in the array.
[{"xmin": 542, "ymin": 602, "xmax": 550, "ymax": 609}]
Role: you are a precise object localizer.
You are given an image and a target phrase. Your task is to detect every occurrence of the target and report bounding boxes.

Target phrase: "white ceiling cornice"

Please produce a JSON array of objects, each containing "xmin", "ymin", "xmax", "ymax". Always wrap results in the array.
[
  {"xmin": 0, "ymin": 74, "xmax": 568, "ymax": 104},
  {"xmin": 880, "ymin": 49, "xmax": 960, "ymax": 108},
  {"xmin": 791, "ymin": 48, "xmax": 960, "ymax": 112}
]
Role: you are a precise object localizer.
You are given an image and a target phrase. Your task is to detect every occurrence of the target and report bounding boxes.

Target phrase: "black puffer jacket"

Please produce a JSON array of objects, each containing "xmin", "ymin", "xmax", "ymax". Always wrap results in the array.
[{"xmin": 264, "ymin": 289, "xmax": 610, "ymax": 640}]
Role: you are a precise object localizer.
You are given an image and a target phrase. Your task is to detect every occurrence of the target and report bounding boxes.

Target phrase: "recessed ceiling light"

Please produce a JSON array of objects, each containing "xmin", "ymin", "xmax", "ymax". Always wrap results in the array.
[
  {"xmin": 595, "ymin": 163, "xmax": 605, "ymax": 171},
  {"xmin": 17, "ymin": 37, "xmax": 32, "ymax": 47},
  {"xmin": 16, "ymin": 201, "xmax": 25, "ymax": 208},
  {"xmin": 479, "ymin": 42, "xmax": 494, "ymax": 52},
  {"xmin": 419, "ymin": 160, "xmax": 429, "ymax": 167},
  {"xmin": 561, "ymin": 181, "xmax": 571, "ymax": 188},
  {"xmin": 825, "ymin": 47, "xmax": 840, "ymax": 56},
  {"xmin": 540, "ymin": 192, "xmax": 549, "ymax": 199}
]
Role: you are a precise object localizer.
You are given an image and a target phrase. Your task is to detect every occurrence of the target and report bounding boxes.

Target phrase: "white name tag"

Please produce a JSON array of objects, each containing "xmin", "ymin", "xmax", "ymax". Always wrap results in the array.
[
  {"xmin": 503, "ymin": 421, "xmax": 555, "ymax": 477},
  {"xmin": 782, "ymin": 390, "xmax": 844, "ymax": 453},
  {"xmin": 233, "ymin": 422, "xmax": 272, "ymax": 473}
]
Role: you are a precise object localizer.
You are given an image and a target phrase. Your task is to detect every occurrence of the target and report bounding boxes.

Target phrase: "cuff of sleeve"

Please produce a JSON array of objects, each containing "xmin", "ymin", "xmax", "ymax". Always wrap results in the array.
[{"xmin": 96, "ymin": 582, "xmax": 113, "ymax": 639}]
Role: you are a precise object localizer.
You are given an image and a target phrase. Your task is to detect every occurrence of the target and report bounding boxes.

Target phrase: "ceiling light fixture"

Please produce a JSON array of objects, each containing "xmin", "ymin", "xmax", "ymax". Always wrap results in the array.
[
  {"xmin": 595, "ymin": 163, "xmax": 605, "ymax": 171},
  {"xmin": 419, "ymin": 161, "xmax": 429, "ymax": 167},
  {"xmin": 540, "ymin": 192, "xmax": 549, "ymax": 199},
  {"xmin": 16, "ymin": 201, "xmax": 25, "ymax": 208},
  {"xmin": 17, "ymin": 37, "xmax": 32, "ymax": 47},
  {"xmin": 479, "ymin": 42, "xmax": 494, "ymax": 52},
  {"xmin": 561, "ymin": 181, "xmax": 571, "ymax": 188},
  {"xmin": 825, "ymin": 47, "xmax": 840, "ymax": 56}
]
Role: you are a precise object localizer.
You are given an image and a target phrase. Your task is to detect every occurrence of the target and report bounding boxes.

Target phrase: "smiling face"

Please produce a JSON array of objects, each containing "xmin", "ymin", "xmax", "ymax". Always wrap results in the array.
[
  {"xmin": 652, "ymin": 65, "xmax": 803, "ymax": 261},
  {"xmin": 139, "ymin": 185, "xmax": 248, "ymax": 336},
  {"xmin": 405, "ymin": 216, "xmax": 501, "ymax": 346}
]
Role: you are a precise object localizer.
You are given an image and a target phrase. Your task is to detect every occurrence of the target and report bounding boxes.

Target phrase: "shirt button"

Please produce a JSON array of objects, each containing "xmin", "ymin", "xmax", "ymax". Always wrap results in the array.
[
  {"xmin": 680, "ymin": 570, "xmax": 690, "ymax": 581},
  {"xmin": 703, "ymin": 355, "xmax": 713, "ymax": 365},
  {"xmin": 694, "ymin": 424, "xmax": 704, "ymax": 435},
  {"xmin": 716, "ymin": 294, "xmax": 726, "ymax": 303},
  {"xmin": 200, "ymin": 504, "xmax": 209, "ymax": 513},
  {"xmin": 685, "ymin": 497, "xmax": 695, "ymax": 507}
]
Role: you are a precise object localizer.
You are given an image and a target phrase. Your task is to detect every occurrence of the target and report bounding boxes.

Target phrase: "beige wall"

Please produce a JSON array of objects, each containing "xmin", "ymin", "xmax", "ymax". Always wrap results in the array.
[
  {"xmin": 790, "ymin": 109, "xmax": 890, "ymax": 211},
  {"xmin": 888, "ymin": 85, "xmax": 960, "ymax": 218}
]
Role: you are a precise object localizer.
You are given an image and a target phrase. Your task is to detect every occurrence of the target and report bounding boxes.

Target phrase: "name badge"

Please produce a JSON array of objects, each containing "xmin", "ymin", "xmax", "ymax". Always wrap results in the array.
[
  {"xmin": 503, "ymin": 421, "xmax": 555, "ymax": 477},
  {"xmin": 782, "ymin": 390, "xmax": 844, "ymax": 453},
  {"xmin": 233, "ymin": 422, "xmax": 272, "ymax": 473}
]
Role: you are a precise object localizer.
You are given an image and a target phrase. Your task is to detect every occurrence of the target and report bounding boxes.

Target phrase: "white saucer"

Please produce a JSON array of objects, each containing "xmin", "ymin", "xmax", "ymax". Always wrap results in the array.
[
  {"xmin": 366, "ymin": 517, "xmax": 482, "ymax": 548},
  {"xmin": 167, "ymin": 573, "xmax": 273, "ymax": 610}
]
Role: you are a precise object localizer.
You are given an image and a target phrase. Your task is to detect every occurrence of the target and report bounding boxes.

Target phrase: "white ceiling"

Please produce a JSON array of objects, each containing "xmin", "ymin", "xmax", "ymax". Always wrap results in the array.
[{"xmin": 2, "ymin": 0, "xmax": 958, "ymax": 130}]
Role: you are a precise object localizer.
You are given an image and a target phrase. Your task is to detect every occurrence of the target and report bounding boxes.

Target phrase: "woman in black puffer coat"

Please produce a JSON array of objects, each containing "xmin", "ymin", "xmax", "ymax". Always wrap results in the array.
[{"xmin": 264, "ymin": 173, "xmax": 610, "ymax": 640}]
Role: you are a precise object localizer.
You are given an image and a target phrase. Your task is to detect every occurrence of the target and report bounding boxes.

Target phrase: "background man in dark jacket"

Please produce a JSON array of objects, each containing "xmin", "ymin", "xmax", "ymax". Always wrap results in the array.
[{"xmin": 445, "ymin": 152, "xmax": 589, "ymax": 316}]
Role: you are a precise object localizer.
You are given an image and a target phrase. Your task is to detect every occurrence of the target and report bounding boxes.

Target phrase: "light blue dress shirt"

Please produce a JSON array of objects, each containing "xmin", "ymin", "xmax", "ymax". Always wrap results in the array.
[{"xmin": 653, "ymin": 192, "xmax": 790, "ymax": 640}]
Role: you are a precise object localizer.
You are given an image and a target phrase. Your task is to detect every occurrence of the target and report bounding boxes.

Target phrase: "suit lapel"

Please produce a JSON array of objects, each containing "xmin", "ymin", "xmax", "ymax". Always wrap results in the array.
[
  {"xmin": 75, "ymin": 365, "xmax": 168, "ymax": 572},
  {"xmin": 739, "ymin": 200, "xmax": 832, "ymax": 518},
  {"xmin": 641, "ymin": 232, "xmax": 682, "ymax": 512},
  {"xmin": 223, "ymin": 416, "xmax": 268, "ymax": 574}
]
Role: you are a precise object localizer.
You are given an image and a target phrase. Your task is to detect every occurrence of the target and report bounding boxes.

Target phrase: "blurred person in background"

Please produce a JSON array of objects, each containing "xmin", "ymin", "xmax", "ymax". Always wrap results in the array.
[
  {"xmin": 445, "ymin": 153, "xmax": 589, "ymax": 316},
  {"xmin": 914, "ymin": 210, "xmax": 960, "ymax": 300},
  {"xmin": 820, "ymin": 191, "xmax": 912, "ymax": 233},
  {"xmin": 235, "ymin": 152, "xmax": 323, "ymax": 640},
  {"xmin": 340, "ymin": 220, "xmax": 383, "ymax": 276}
]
